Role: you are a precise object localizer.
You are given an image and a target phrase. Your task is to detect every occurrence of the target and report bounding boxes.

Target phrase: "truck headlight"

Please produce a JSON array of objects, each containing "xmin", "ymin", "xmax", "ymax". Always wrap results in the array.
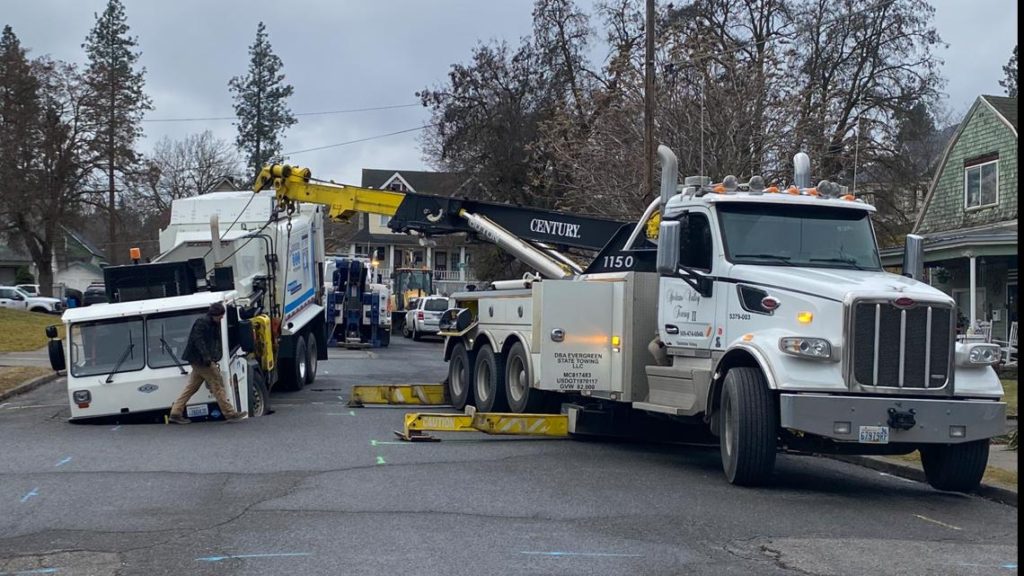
[
  {"xmin": 958, "ymin": 343, "xmax": 1001, "ymax": 367},
  {"xmin": 779, "ymin": 337, "xmax": 832, "ymax": 360}
]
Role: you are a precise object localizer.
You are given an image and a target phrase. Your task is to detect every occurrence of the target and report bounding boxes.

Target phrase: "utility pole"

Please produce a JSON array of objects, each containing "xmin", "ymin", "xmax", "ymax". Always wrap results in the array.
[{"xmin": 644, "ymin": 0, "xmax": 656, "ymax": 198}]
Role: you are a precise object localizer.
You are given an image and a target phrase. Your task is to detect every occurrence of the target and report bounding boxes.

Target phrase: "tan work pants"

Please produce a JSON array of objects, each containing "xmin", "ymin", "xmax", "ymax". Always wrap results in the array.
[{"xmin": 170, "ymin": 363, "xmax": 240, "ymax": 418}]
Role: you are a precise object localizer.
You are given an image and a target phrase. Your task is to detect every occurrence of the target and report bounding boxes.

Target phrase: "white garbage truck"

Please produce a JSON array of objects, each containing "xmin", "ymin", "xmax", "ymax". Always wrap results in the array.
[
  {"xmin": 46, "ymin": 190, "xmax": 329, "ymax": 421},
  {"xmin": 433, "ymin": 146, "xmax": 1006, "ymax": 492}
]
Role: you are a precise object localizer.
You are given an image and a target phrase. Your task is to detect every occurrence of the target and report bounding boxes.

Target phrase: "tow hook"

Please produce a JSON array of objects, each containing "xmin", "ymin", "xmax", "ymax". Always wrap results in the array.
[{"xmin": 887, "ymin": 407, "xmax": 917, "ymax": 431}]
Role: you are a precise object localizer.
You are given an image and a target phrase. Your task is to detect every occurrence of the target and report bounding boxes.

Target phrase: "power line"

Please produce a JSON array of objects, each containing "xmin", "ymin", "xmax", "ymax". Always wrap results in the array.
[
  {"xmin": 142, "ymin": 102, "xmax": 421, "ymax": 123},
  {"xmin": 283, "ymin": 124, "xmax": 437, "ymax": 156}
]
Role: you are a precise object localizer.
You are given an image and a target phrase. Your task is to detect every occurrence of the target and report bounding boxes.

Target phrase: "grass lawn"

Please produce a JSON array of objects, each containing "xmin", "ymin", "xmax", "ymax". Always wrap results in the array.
[
  {"xmin": 1002, "ymin": 379, "xmax": 1017, "ymax": 418},
  {"xmin": 0, "ymin": 366, "xmax": 52, "ymax": 395},
  {"xmin": 0, "ymin": 308, "xmax": 63, "ymax": 353}
]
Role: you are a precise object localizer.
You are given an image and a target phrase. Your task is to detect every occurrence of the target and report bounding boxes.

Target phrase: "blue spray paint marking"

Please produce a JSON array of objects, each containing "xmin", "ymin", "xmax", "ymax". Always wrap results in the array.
[
  {"xmin": 196, "ymin": 553, "xmax": 311, "ymax": 562},
  {"xmin": 375, "ymin": 456, "xmax": 386, "ymax": 465},
  {"xmin": 520, "ymin": 551, "xmax": 643, "ymax": 558},
  {"xmin": 337, "ymin": 395, "xmax": 345, "ymax": 402},
  {"xmin": 957, "ymin": 563, "xmax": 1017, "ymax": 570},
  {"xmin": 349, "ymin": 411, "xmax": 356, "ymax": 416},
  {"xmin": 371, "ymin": 440, "xmax": 409, "ymax": 446},
  {"xmin": 55, "ymin": 457, "xmax": 72, "ymax": 467},
  {"xmin": 110, "ymin": 426, "xmax": 121, "ymax": 432},
  {"xmin": 20, "ymin": 488, "xmax": 39, "ymax": 503},
  {"xmin": 0, "ymin": 568, "xmax": 59, "ymax": 575}
]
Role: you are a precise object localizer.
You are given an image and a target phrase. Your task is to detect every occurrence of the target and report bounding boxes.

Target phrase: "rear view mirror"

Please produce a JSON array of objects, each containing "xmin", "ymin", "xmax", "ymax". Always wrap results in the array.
[
  {"xmin": 439, "ymin": 308, "xmax": 473, "ymax": 333},
  {"xmin": 48, "ymin": 340, "xmax": 65, "ymax": 372},
  {"xmin": 656, "ymin": 221, "xmax": 681, "ymax": 276},
  {"xmin": 45, "ymin": 325, "xmax": 58, "ymax": 339}
]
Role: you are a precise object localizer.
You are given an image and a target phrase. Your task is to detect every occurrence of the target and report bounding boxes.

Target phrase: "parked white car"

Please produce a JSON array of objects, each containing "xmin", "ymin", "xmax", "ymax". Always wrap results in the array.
[
  {"xmin": 403, "ymin": 295, "xmax": 450, "ymax": 340},
  {"xmin": 0, "ymin": 285, "xmax": 64, "ymax": 314}
]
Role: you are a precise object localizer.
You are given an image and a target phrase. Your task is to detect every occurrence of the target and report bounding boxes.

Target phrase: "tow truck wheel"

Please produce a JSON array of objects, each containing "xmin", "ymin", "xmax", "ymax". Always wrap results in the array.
[
  {"xmin": 304, "ymin": 333, "xmax": 318, "ymax": 385},
  {"xmin": 504, "ymin": 342, "xmax": 545, "ymax": 413},
  {"xmin": 473, "ymin": 344, "xmax": 508, "ymax": 412},
  {"xmin": 920, "ymin": 440, "xmax": 988, "ymax": 493},
  {"xmin": 448, "ymin": 342, "xmax": 473, "ymax": 410},
  {"xmin": 720, "ymin": 367, "xmax": 777, "ymax": 486}
]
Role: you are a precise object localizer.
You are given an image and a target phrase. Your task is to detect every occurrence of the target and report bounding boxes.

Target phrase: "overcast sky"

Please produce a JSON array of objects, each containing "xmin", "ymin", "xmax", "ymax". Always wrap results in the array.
[{"xmin": 3, "ymin": 0, "xmax": 1018, "ymax": 185}]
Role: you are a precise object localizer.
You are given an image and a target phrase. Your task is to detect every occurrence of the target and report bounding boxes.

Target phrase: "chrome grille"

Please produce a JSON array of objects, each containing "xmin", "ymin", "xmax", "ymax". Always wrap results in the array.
[{"xmin": 851, "ymin": 300, "xmax": 952, "ymax": 389}]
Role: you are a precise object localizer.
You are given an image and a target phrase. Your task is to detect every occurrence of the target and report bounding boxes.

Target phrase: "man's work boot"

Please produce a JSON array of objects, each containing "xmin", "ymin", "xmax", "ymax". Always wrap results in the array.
[
  {"xmin": 225, "ymin": 411, "xmax": 248, "ymax": 422},
  {"xmin": 168, "ymin": 414, "xmax": 191, "ymax": 425}
]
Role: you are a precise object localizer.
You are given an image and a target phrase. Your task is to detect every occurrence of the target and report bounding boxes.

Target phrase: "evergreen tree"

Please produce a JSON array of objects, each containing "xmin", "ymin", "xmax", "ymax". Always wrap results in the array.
[
  {"xmin": 229, "ymin": 21, "xmax": 296, "ymax": 179},
  {"xmin": 82, "ymin": 0, "xmax": 151, "ymax": 265},
  {"xmin": 1001, "ymin": 45, "xmax": 1018, "ymax": 97}
]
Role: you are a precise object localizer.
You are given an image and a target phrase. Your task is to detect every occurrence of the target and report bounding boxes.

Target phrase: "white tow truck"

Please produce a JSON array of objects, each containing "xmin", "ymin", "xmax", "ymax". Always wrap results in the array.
[
  {"xmin": 47, "ymin": 190, "xmax": 329, "ymax": 421},
  {"xmin": 437, "ymin": 146, "xmax": 1007, "ymax": 492}
]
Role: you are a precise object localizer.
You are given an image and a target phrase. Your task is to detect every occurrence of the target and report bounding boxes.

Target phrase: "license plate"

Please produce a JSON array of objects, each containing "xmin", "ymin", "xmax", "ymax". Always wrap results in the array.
[
  {"xmin": 186, "ymin": 404, "xmax": 209, "ymax": 418},
  {"xmin": 859, "ymin": 425, "xmax": 889, "ymax": 444}
]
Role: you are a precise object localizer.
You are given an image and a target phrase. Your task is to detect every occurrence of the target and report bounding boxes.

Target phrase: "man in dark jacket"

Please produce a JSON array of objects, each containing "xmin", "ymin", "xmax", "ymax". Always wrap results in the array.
[{"xmin": 168, "ymin": 302, "xmax": 247, "ymax": 424}]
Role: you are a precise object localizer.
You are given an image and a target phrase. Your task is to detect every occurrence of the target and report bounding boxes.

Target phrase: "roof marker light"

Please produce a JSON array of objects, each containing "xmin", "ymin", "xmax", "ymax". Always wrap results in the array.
[
  {"xmin": 786, "ymin": 186, "xmax": 800, "ymax": 195},
  {"xmin": 747, "ymin": 176, "xmax": 765, "ymax": 195}
]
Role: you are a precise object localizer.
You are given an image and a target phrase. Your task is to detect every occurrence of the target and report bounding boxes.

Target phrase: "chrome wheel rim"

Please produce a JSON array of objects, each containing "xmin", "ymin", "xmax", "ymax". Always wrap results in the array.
[{"xmin": 509, "ymin": 355, "xmax": 527, "ymax": 402}]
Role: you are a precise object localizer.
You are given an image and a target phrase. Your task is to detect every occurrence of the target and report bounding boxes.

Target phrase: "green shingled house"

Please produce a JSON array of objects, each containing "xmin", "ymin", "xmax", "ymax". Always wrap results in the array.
[{"xmin": 882, "ymin": 95, "xmax": 1018, "ymax": 342}]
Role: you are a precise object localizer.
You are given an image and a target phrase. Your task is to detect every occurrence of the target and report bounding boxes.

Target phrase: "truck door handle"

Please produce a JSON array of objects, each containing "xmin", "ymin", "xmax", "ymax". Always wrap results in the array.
[
  {"xmin": 550, "ymin": 328, "xmax": 565, "ymax": 342},
  {"xmin": 664, "ymin": 325, "xmax": 679, "ymax": 334}
]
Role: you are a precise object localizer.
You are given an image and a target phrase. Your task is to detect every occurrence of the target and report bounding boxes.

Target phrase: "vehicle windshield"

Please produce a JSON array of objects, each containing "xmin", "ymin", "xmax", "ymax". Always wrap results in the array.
[
  {"xmin": 718, "ymin": 203, "xmax": 882, "ymax": 270},
  {"xmin": 424, "ymin": 298, "xmax": 448, "ymax": 312},
  {"xmin": 69, "ymin": 318, "xmax": 145, "ymax": 377},
  {"xmin": 147, "ymin": 309, "xmax": 205, "ymax": 369},
  {"xmin": 398, "ymin": 271, "xmax": 432, "ymax": 293}
]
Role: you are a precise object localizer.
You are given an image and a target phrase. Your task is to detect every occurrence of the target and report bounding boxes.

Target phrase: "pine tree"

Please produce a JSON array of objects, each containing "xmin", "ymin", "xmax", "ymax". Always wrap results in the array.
[
  {"xmin": 229, "ymin": 21, "xmax": 297, "ymax": 180},
  {"xmin": 1001, "ymin": 45, "xmax": 1018, "ymax": 97},
  {"xmin": 82, "ymin": 0, "xmax": 151, "ymax": 265}
]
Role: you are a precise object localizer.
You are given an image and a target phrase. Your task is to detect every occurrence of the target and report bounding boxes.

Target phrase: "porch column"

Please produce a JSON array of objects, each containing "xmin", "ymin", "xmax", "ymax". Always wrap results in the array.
[
  {"xmin": 426, "ymin": 246, "xmax": 432, "ymax": 269},
  {"xmin": 969, "ymin": 254, "xmax": 977, "ymax": 330},
  {"xmin": 348, "ymin": 244, "xmax": 355, "ymax": 257},
  {"xmin": 389, "ymin": 245, "xmax": 395, "ymax": 271},
  {"xmin": 459, "ymin": 246, "xmax": 466, "ymax": 281}
]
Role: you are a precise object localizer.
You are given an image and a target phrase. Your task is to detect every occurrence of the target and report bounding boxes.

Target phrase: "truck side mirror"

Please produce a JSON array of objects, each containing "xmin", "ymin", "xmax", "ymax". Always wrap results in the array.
[
  {"xmin": 45, "ymin": 325, "xmax": 58, "ymax": 339},
  {"xmin": 238, "ymin": 320, "xmax": 256, "ymax": 353},
  {"xmin": 903, "ymin": 234, "xmax": 925, "ymax": 281},
  {"xmin": 656, "ymin": 221, "xmax": 681, "ymax": 276},
  {"xmin": 48, "ymin": 340, "xmax": 65, "ymax": 372}
]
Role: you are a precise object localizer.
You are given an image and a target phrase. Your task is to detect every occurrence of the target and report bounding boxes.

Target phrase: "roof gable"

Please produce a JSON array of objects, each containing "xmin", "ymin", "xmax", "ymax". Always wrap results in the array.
[
  {"xmin": 361, "ymin": 169, "xmax": 467, "ymax": 195},
  {"xmin": 912, "ymin": 96, "xmax": 1019, "ymax": 235},
  {"xmin": 981, "ymin": 95, "xmax": 1018, "ymax": 133}
]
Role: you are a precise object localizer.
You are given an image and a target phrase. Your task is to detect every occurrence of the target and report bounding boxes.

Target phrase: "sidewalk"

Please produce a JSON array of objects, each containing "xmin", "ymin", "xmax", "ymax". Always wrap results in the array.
[{"xmin": 0, "ymin": 346, "xmax": 50, "ymax": 368}]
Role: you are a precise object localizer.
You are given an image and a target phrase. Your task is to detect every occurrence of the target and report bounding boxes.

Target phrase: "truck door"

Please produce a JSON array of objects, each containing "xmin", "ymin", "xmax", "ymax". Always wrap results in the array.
[{"xmin": 658, "ymin": 210, "xmax": 717, "ymax": 350}]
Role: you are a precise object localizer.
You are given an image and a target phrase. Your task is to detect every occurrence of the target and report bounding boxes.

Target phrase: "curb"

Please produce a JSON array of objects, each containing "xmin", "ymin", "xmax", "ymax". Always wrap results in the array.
[
  {"xmin": 831, "ymin": 454, "xmax": 1018, "ymax": 508},
  {"xmin": 0, "ymin": 372, "xmax": 62, "ymax": 402}
]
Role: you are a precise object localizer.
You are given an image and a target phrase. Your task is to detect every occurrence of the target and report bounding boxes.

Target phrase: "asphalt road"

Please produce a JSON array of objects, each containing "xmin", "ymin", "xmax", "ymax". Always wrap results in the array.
[{"xmin": 0, "ymin": 336, "xmax": 1017, "ymax": 576}]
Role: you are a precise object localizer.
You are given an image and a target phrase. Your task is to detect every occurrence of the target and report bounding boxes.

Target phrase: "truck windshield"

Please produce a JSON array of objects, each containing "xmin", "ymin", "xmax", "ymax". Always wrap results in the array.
[
  {"xmin": 147, "ymin": 309, "xmax": 205, "ymax": 369},
  {"xmin": 718, "ymin": 204, "xmax": 881, "ymax": 270},
  {"xmin": 69, "ymin": 318, "xmax": 145, "ymax": 377}
]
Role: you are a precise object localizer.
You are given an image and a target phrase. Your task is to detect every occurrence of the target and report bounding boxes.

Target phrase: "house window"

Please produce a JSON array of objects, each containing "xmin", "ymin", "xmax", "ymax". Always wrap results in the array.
[
  {"xmin": 435, "ymin": 251, "xmax": 447, "ymax": 271},
  {"xmin": 379, "ymin": 214, "xmax": 391, "ymax": 227},
  {"xmin": 964, "ymin": 159, "xmax": 998, "ymax": 209}
]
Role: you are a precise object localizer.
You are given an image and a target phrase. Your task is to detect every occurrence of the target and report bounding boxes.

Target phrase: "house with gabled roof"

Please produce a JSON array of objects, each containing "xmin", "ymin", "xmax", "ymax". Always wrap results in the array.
[
  {"xmin": 882, "ymin": 95, "xmax": 1018, "ymax": 342},
  {"xmin": 337, "ymin": 168, "xmax": 482, "ymax": 293}
]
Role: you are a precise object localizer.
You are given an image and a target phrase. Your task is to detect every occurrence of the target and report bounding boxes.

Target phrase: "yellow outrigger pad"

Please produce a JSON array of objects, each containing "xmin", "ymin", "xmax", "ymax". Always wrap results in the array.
[
  {"xmin": 396, "ymin": 410, "xmax": 569, "ymax": 441},
  {"xmin": 348, "ymin": 384, "xmax": 449, "ymax": 407}
]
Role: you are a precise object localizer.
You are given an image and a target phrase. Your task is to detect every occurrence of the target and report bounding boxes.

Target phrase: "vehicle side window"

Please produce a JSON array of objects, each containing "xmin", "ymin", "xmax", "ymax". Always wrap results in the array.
[
  {"xmin": 0, "ymin": 288, "xmax": 12, "ymax": 299},
  {"xmin": 679, "ymin": 212, "xmax": 713, "ymax": 271}
]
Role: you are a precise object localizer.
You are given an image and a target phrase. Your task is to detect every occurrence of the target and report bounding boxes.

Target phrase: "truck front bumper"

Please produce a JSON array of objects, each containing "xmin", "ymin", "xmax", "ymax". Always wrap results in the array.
[{"xmin": 779, "ymin": 393, "xmax": 1006, "ymax": 444}]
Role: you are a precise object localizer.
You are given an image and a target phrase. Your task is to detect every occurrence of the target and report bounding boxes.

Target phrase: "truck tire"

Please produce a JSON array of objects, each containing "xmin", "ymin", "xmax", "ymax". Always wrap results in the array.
[
  {"xmin": 412, "ymin": 324, "xmax": 422, "ymax": 341},
  {"xmin": 473, "ymin": 344, "xmax": 508, "ymax": 412},
  {"xmin": 402, "ymin": 321, "xmax": 412, "ymax": 338},
  {"xmin": 282, "ymin": 336, "xmax": 307, "ymax": 392},
  {"xmin": 504, "ymin": 341, "xmax": 546, "ymax": 413},
  {"xmin": 920, "ymin": 440, "xmax": 989, "ymax": 493},
  {"xmin": 448, "ymin": 342, "xmax": 473, "ymax": 410},
  {"xmin": 248, "ymin": 368, "xmax": 270, "ymax": 417},
  {"xmin": 720, "ymin": 367, "xmax": 777, "ymax": 486},
  {"xmin": 304, "ymin": 333, "xmax": 318, "ymax": 385}
]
